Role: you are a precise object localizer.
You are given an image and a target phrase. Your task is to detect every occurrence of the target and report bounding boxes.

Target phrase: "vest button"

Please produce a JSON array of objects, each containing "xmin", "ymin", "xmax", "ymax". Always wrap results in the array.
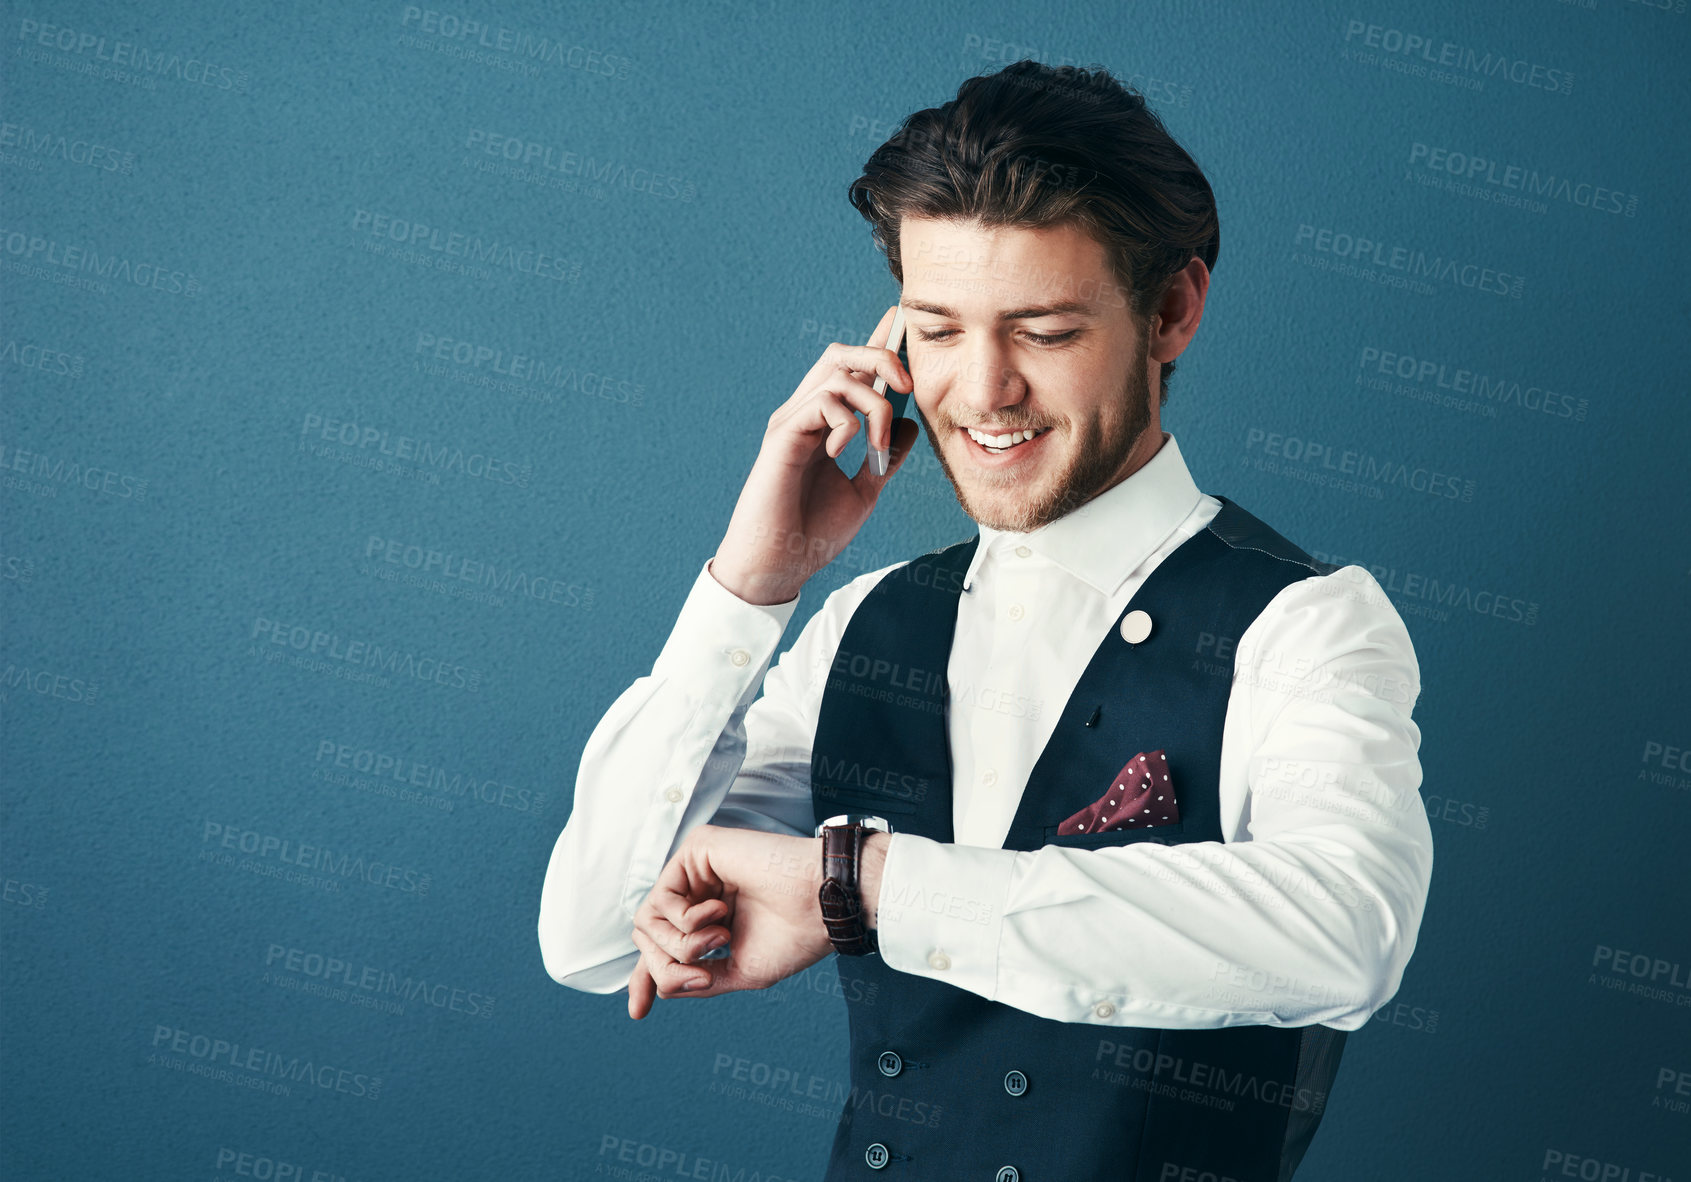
[
  {"xmin": 996, "ymin": 1167, "xmax": 1021, "ymax": 1182},
  {"xmin": 877, "ymin": 1050, "xmax": 903, "ymax": 1077},
  {"xmin": 1003, "ymin": 1069, "xmax": 1027, "ymax": 1096},
  {"xmin": 865, "ymin": 1143, "xmax": 890, "ymax": 1170},
  {"xmin": 1119, "ymin": 610, "xmax": 1153, "ymax": 644}
]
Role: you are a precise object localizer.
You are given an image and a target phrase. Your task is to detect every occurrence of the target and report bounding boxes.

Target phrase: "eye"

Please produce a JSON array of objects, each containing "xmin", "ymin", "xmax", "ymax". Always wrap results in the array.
[{"xmin": 913, "ymin": 328, "xmax": 1077, "ymax": 346}]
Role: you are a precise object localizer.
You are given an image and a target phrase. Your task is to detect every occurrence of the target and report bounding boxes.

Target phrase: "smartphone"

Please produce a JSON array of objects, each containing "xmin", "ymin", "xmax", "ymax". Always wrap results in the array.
[
  {"xmin": 866, "ymin": 306, "xmax": 909, "ymax": 476},
  {"xmin": 889, "ymin": 327, "xmax": 913, "ymax": 421}
]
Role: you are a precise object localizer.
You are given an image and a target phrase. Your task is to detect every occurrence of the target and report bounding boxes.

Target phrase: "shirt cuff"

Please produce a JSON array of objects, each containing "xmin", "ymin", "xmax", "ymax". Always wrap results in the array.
[
  {"xmin": 873, "ymin": 832, "xmax": 1016, "ymax": 1000},
  {"xmin": 650, "ymin": 558, "xmax": 801, "ymax": 682}
]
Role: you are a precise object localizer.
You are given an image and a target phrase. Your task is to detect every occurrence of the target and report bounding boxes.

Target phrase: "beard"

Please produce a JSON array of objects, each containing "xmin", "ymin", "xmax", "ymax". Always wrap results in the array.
[{"xmin": 913, "ymin": 329, "xmax": 1154, "ymax": 533}]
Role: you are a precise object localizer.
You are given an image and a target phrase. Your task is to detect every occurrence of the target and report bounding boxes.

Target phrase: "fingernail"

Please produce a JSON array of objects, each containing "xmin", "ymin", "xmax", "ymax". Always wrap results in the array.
[
  {"xmin": 705, "ymin": 935, "xmax": 728, "ymax": 952},
  {"xmin": 869, "ymin": 447, "xmax": 888, "ymax": 476}
]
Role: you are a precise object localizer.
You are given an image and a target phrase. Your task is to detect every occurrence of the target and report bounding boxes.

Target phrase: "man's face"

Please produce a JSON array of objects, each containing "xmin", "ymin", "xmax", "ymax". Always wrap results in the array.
[{"xmin": 899, "ymin": 215, "xmax": 1161, "ymax": 533}]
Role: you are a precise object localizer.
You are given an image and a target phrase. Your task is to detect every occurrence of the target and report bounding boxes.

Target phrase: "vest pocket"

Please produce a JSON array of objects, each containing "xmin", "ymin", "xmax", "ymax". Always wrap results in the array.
[{"xmin": 1039, "ymin": 821, "xmax": 1185, "ymax": 849}]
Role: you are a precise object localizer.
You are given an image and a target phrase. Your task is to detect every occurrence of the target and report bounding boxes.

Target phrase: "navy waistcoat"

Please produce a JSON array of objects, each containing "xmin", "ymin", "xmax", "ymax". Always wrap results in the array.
[{"xmin": 809, "ymin": 496, "xmax": 1348, "ymax": 1182}]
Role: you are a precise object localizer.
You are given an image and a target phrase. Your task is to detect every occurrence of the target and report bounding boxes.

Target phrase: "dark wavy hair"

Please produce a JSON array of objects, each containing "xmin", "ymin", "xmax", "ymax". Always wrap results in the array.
[{"xmin": 848, "ymin": 59, "xmax": 1220, "ymax": 405}]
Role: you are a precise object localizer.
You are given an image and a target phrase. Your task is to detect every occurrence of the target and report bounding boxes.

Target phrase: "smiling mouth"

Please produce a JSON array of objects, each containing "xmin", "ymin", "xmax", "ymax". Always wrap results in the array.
[{"xmin": 962, "ymin": 425, "xmax": 1052, "ymax": 455}]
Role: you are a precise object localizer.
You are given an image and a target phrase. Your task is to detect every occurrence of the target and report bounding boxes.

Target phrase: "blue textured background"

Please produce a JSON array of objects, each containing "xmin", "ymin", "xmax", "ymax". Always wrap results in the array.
[{"xmin": 3, "ymin": 2, "xmax": 1688, "ymax": 1179}]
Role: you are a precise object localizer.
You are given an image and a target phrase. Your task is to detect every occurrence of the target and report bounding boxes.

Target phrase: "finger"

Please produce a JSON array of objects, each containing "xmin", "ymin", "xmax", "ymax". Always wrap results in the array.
[
  {"xmin": 638, "ymin": 906, "xmax": 731, "ymax": 966},
  {"xmin": 632, "ymin": 924, "xmax": 715, "ymax": 999},
  {"xmin": 818, "ymin": 373, "xmax": 903, "ymax": 457},
  {"xmin": 794, "ymin": 385, "xmax": 870, "ymax": 459},
  {"xmin": 647, "ymin": 859, "xmax": 731, "ymax": 946},
  {"xmin": 795, "ymin": 340, "xmax": 911, "ymax": 408},
  {"xmin": 628, "ymin": 953, "xmax": 656, "ymax": 1020}
]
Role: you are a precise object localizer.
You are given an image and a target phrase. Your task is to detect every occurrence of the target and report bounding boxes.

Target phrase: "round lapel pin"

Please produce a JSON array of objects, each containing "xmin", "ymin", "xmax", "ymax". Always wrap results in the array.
[{"xmin": 1119, "ymin": 609, "xmax": 1153, "ymax": 644}]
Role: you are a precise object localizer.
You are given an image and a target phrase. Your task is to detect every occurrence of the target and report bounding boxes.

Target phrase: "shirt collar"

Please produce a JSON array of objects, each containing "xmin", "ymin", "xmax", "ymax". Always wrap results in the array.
[{"xmin": 960, "ymin": 431, "xmax": 1202, "ymax": 597}]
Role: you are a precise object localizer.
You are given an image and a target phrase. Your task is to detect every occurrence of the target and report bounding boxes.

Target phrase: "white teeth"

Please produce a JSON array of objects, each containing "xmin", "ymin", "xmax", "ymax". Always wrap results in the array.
[{"xmin": 967, "ymin": 426, "xmax": 1044, "ymax": 449}]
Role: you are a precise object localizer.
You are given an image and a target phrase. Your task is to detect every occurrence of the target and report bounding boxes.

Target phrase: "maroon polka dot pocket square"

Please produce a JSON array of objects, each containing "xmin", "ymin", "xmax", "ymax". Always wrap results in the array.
[{"xmin": 1055, "ymin": 749, "xmax": 1180, "ymax": 835}]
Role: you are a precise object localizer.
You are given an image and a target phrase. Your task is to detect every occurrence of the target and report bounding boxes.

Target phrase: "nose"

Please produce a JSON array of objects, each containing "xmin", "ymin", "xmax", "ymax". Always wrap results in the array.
[{"xmin": 949, "ymin": 335, "xmax": 1028, "ymax": 422}]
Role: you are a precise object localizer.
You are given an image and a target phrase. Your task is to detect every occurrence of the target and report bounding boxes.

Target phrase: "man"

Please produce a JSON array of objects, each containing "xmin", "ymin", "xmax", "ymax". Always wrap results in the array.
[{"xmin": 540, "ymin": 60, "xmax": 1432, "ymax": 1182}]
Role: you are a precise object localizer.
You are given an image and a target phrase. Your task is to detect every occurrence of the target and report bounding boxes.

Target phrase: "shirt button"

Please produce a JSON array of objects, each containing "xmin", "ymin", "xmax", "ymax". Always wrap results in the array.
[
  {"xmin": 664, "ymin": 787, "xmax": 683, "ymax": 803},
  {"xmin": 1007, "ymin": 602, "xmax": 1024, "ymax": 621},
  {"xmin": 729, "ymin": 648, "xmax": 751, "ymax": 667},
  {"xmin": 1014, "ymin": 545, "xmax": 1031, "ymax": 558},
  {"xmin": 981, "ymin": 769, "xmax": 997, "ymax": 786},
  {"xmin": 1093, "ymin": 1000, "xmax": 1116, "ymax": 1019},
  {"xmin": 928, "ymin": 949, "xmax": 951, "ymax": 971}
]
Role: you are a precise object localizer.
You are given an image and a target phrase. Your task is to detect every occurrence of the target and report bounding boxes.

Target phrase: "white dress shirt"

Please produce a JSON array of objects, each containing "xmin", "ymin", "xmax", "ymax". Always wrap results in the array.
[{"xmin": 539, "ymin": 432, "xmax": 1433, "ymax": 1032}]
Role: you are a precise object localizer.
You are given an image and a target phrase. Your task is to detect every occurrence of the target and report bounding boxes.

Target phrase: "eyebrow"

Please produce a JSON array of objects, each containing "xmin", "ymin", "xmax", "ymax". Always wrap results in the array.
[{"xmin": 901, "ymin": 299, "xmax": 1100, "ymax": 321}]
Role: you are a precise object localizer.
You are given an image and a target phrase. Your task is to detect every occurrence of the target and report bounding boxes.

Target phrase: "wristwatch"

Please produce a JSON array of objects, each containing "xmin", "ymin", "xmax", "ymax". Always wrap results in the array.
[{"xmin": 815, "ymin": 813, "xmax": 892, "ymax": 956}]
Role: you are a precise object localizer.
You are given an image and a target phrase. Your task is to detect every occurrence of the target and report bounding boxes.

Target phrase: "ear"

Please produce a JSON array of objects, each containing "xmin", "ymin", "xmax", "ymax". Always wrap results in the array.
[{"xmin": 1147, "ymin": 256, "xmax": 1210, "ymax": 367}]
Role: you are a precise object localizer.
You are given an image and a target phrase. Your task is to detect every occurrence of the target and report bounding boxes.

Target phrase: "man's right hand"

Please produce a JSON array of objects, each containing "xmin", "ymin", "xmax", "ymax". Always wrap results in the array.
[{"xmin": 708, "ymin": 304, "xmax": 922, "ymax": 606}]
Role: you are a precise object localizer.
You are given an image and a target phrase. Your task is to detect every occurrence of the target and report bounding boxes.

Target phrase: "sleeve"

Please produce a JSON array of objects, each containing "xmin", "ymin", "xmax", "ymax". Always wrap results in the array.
[
  {"xmin": 537, "ymin": 557, "xmax": 889, "ymax": 994},
  {"xmin": 869, "ymin": 564, "xmax": 1434, "ymax": 1032}
]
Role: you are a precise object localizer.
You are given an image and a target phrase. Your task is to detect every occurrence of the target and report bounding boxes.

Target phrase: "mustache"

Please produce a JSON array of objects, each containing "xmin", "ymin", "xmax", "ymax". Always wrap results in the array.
[{"xmin": 951, "ymin": 420, "xmax": 1053, "ymax": 433}]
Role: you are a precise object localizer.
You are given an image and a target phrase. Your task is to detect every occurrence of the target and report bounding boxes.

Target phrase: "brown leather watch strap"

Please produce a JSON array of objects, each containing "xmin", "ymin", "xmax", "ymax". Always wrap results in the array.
[{"xmin": 818, "ymin": 824, "xmax": 878, "ymax": 956}]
